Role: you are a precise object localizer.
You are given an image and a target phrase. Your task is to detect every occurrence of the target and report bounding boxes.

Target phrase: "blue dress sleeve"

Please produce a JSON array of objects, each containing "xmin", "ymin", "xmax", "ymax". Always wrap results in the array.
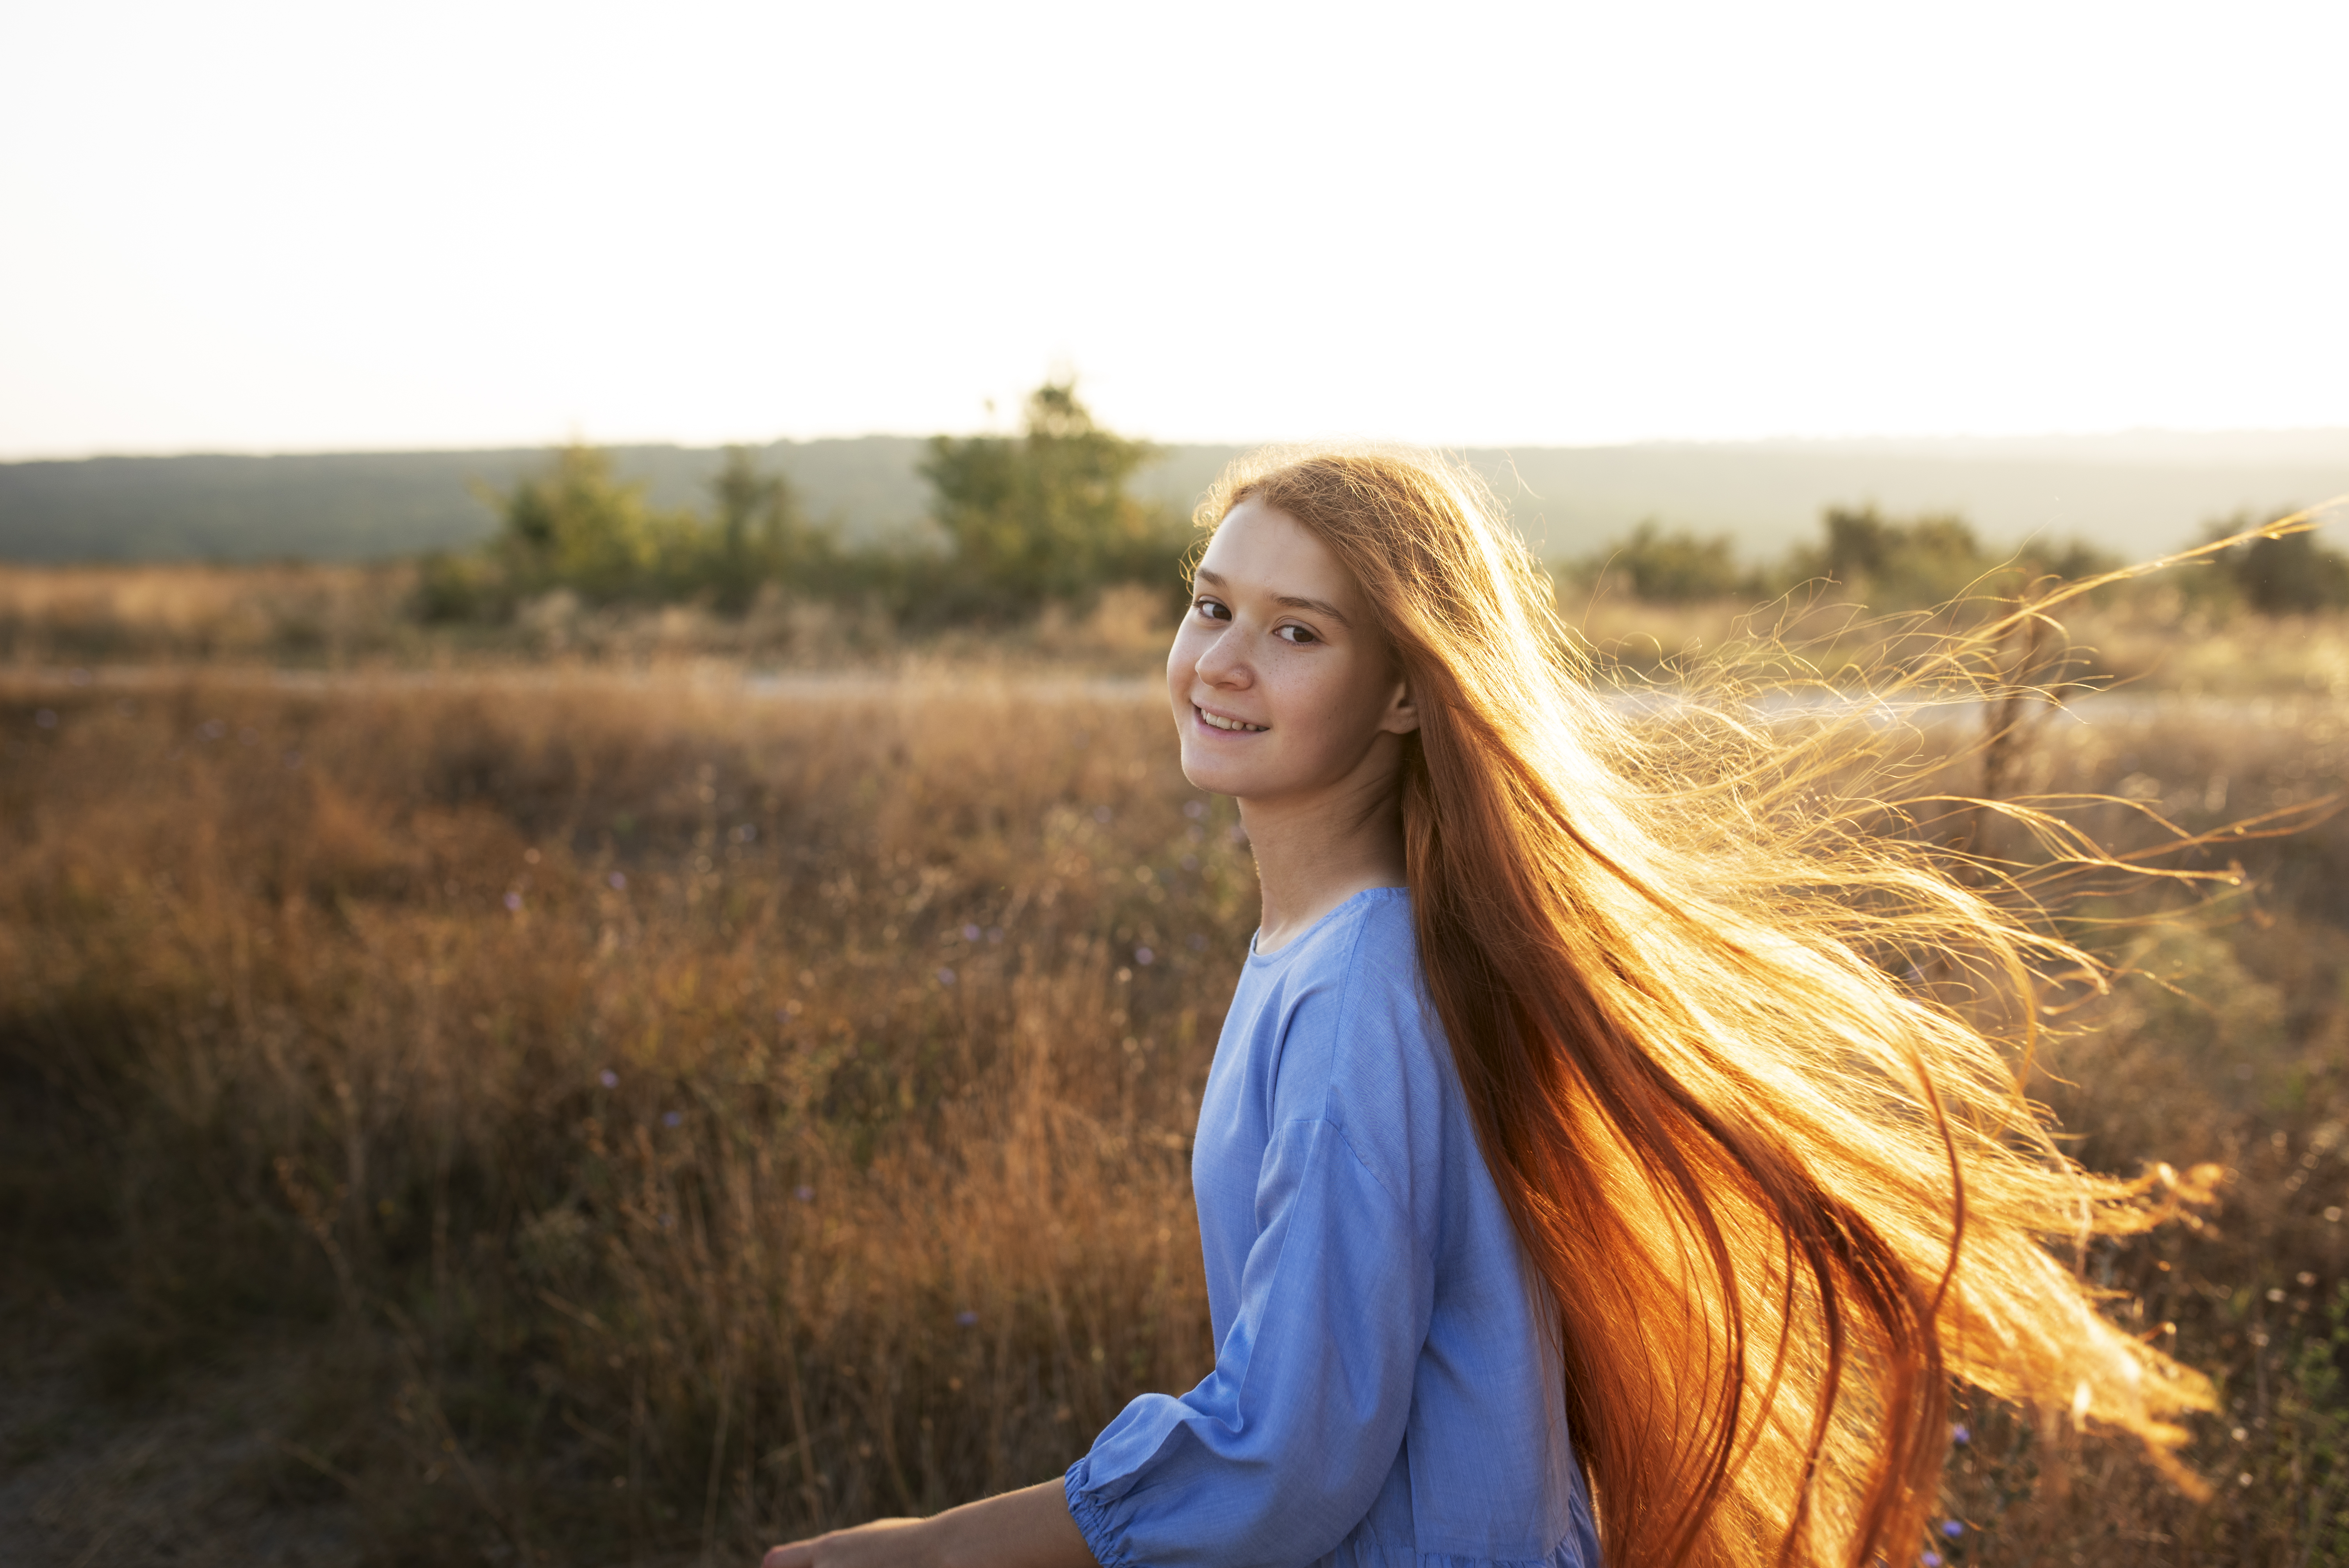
[{"xmin": 1063, "ymin": 1110, "xmax": 1435, "ymax": 1568}]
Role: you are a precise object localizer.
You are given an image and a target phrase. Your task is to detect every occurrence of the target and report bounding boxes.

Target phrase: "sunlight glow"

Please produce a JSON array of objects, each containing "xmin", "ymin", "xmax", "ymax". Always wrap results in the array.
[{"xmin": 3, "ymin": 0, "xmax": 2344, "ymax": 456}]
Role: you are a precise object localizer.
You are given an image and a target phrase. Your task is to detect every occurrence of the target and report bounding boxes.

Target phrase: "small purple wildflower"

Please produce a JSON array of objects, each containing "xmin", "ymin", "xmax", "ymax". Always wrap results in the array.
[
  {"xmin": 1134, "ymin": 946, "xmax": 1155, "ymax": 966},
  {"xmin": 962, "ymin": 923, "xmax": 982, "ymax": 942},
  {"xmin": 1941, "ymin": 1520, "xmax": 1964, "ymax": 1539},
  {"xmin": 503, "ymin": 891, "xmax": 523, "ymax": 912},
  {"xmin": 955, "ymin": 1310, "xmax": 980, "ymax": 1327},
  {"xmin": 662, "ymin": 1110, "xmax": 682, "ymax": 1128},
  {"xmin": 936, "ymin": 967, "xmax": 956, "ymax": 986},
  {"xmin": 1921, "ymin": 1555, "xmax": 1942, "ymax": 1568},
  {"xmin": 608, "ymin": 871, "xmax": 627, "ymax": 890},
  {"xmin": 599, "ymin": 1069, "xmax": 619, "ymax": 1089},
  {"xmin": 1950, "ymin": 1424, "xmax": 1969, "ymax": 1445},
  {"xmin": 793, "ymin": 1185, "xmax": 815, "ymax": 1203}
]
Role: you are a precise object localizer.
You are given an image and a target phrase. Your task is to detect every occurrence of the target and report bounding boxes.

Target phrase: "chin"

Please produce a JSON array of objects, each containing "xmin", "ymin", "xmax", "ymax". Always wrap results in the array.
[{"xmin": 1177, "ymin": 748, "xmax": 1252, "ymax": 800}]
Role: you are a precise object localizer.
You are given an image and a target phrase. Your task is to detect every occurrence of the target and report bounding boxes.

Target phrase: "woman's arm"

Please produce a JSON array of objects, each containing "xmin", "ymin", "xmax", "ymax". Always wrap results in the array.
[{"xmin": 763, "ymin": 1480, "xmax": 1098, "ymax": 1568}]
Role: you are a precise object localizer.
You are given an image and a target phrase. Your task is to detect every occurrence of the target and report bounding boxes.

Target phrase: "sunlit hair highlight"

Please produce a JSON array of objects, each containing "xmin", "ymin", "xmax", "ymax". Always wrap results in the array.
[{"xmin": 1195, "ymin": 445, "xmax": 2221, "ymax": 1568}]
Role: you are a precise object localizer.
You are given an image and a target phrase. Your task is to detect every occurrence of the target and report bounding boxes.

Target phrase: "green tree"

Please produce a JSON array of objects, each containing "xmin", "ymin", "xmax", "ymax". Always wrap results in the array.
[
  {"xmin": 442, "ymin": 444, "xmax": 839, "ymax": 618},
  {"xmin": 1807, "ymin": 506, "xmax": 1990, "ymax": 607},
  {"xmin": 1582, "ymin": 520, "xmax": 1752, "ymax": 601},
  {"xmin": 1779, "ymin": 506, "xmax": 2115, "ymax": 610},
  {"xmin": 706, "ymin": 446, "xmax": 827, "ymax": 612},
  {"xmin": 487, "ymin": 444, "xmax": 704, "ymax": 605},
  {"xmin": 2188, "ymin": 511, "xmax": 2349, "ymax": 614},
  {"xmin": 917, "ymin": 381, "xmax": 1183, "ymax": 620}
]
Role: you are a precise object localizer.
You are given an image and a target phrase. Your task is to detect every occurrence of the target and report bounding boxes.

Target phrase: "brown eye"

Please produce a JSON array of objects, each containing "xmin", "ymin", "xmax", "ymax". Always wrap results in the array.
[{"xmin": 1276, "ymin": 625, "xmax": 1318, "ymax": 645}]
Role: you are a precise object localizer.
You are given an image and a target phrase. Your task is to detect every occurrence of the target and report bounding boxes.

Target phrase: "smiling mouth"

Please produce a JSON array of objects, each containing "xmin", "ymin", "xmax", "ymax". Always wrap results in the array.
[{"xmin": 1195, "ymin": 706, "xmax": 1268, "ymax": 734}]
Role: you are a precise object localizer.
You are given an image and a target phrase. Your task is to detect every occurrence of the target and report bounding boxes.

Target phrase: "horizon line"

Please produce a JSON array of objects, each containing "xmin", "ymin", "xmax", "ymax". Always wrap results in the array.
[{"xmin": 9, "ymin": 422, "xmax": 2349, "ymax": 467}]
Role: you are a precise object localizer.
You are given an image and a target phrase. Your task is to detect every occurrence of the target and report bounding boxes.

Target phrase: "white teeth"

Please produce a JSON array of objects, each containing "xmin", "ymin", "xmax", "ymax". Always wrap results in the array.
[{"xmin": 1198, "ymin": 708, "xmax": 1267, "ymax": 733}]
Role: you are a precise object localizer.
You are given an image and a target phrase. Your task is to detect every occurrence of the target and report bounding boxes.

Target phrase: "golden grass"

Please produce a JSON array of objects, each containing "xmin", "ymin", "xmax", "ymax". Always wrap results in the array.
[
  {"xmin": 0, "ymin": 563, "xmax": 1180, "ymax": 673},
  {"xmin": 1569, "ymin": 581, "xmax": 2349, "ymax": 700},
  {"xmin": 0, "ymin": 561, "xmax": 415, "ymax": 663},
  {"xmin": 1, "ymin": 668, "xmax": 2344, "ymax": 1565},
  {"xmin": 12, "ymin": 554, "xmax": 2349, "ymax": 701}
]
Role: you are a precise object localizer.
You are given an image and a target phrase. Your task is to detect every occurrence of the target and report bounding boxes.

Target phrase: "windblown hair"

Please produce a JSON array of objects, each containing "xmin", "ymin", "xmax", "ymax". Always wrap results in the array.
[{"xmin": 1198, "ymin": 448, "xmax": 2217, "ymax": 1568}]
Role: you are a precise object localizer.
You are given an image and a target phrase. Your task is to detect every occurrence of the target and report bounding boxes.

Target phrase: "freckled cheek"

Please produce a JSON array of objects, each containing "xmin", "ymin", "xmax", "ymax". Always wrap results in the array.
[{"xmin": 1260, "ymin": 670, "xmax": 1337, "ymax": 754}]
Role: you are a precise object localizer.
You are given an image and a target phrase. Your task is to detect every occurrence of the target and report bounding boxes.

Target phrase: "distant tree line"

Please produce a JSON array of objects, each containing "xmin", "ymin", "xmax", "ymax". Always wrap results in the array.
[
  {"xmin": 412, "ymin": 381, "xmax": 1190, "ymax": 628},
  {"xmin": 2183, "ymin": 512, "xmax": 2349, "ymax": 613},
  {"xmin": 1575, "ymin": 504, "xmax": 2349, "ymax": 613},
  {"xmin": 415, "ymin": 383, "xmax": 2346, "ymax": 631}
]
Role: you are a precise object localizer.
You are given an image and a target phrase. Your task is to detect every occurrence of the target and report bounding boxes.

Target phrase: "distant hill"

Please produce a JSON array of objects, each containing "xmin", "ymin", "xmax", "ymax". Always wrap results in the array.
[
  {"xmin": 1467, "ymin": 430, "xmax": 2349, "ymax": 562},
  {"xmin": 0, "ymin": 438, "xmax": 943, "ymax": 563},
  {"xmin": 4, "ymin": 430, "xmax": 2344, "ymax": 566}
]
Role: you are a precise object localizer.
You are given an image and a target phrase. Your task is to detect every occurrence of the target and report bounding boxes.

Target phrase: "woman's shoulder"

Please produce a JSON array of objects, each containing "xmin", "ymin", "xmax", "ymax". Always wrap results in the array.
[
  {"xmin": 1260, "ymin": 887, "xmax": 1447, "ymax": 1125},
  {"xmin": 1264, "ymin": 884, "xmax": 1416, "ymax": 977}
]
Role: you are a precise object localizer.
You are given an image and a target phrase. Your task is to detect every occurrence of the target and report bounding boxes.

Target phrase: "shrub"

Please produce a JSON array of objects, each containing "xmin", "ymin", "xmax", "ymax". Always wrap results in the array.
[
  {"xmin": 2183, "ymin": 512, "xmax": 2349, "ymax": 615},
  {"xmin": 1579, "ymin": 507, "xmax": 2121, "ymax": 613},
  {"xmin": 916, "ymin": 381, "xmax": 1188, "ymax": 624},
  {"xmin": 1581, "ymin": 520, "xmax": 1752, "ymax": 602}
]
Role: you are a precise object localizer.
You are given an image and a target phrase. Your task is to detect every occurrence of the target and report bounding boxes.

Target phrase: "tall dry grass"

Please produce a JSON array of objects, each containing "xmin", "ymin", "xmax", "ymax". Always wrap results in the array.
[
  {"xmin": 0, "ymin": 562, "xmax": 419, "ymax": 665},
  {"xmin": 12, "ymin": 554, "xmax": 2349, "ymax": 701},
  {"xmin": 1569, "ymin": 580, "xmax": 2349, "ymax": 702},
  {"xmin": 1, "ymin": 668, "xmax": 2345, "ymax": 1565},
  {"xmin": 1, "ymin": 673, "xmax": 1243, "ymax": 1561},
  {"xmin": 0, "ymin": 563, "xmax": 1178, "ymax": 672}
]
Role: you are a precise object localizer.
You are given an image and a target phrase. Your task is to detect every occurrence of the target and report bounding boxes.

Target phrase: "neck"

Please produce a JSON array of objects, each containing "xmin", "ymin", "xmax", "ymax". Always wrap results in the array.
[{"xmin": 1240, "ymin": 759, "xmax": 1409, "ymax": 955}]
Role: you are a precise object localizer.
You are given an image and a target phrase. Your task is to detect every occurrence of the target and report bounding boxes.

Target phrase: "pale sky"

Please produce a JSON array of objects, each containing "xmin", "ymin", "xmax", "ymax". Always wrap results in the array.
[{"xmin": 4, "ymin": 0, "xmax": 2345, "ymax": 459}]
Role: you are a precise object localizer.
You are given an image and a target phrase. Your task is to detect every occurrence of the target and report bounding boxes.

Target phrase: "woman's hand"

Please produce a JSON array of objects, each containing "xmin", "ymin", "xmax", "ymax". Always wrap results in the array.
[
  {"xmin": 760, "ymin": 1481, "xmax": 1096, "ymax": 1568},
  {"xmin": 763, "ymin": 1517, "xmax": 934, "ymax": 1568}
]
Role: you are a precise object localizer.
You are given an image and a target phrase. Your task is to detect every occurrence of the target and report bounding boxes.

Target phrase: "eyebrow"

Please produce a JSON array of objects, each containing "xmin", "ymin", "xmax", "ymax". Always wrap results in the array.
[{"xmin": 1194, "ymin": 568, "xmax": 1354, "ymax": 628}]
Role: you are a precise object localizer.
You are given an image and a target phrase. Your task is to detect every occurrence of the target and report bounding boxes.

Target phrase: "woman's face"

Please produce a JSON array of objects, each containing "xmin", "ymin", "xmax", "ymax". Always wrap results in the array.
[{"xmin": 1166, "ymin": 497, "xmax": 1418, "ymax": 807}]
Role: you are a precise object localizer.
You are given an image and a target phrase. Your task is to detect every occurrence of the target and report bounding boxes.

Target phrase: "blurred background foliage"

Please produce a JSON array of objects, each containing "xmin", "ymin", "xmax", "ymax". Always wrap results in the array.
[
  {"xmin": 913, "ymin": 383, "xmax": 1189, "ymax": 625},
  {"xmin": 4, "ymin": 380, "xmax": 2345, "ymax": 674},
  {"xmin": 394, "ymin": 379, "xmax": 2349, "ymax": 647},
  {"xmin": 1572, "ymin": 504, "xmax": 2349, "ymax": 615},
  {"xmin": 413, "ymin": 381, "xmax": 1184, "ymax": 634}
]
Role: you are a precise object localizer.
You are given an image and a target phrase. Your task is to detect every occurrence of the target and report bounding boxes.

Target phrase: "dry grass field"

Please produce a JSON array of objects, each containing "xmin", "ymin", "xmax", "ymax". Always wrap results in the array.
[
  {"xmin": 0, "ymin": 645, "xmax": 2345, "ymax": 1564},
  {"xmin": 9, "ymin": 556, "xmax": 2349, "ymax": 701},
  {"xmin": 0, "ymin": 562, "xmax": 418, "ymax": 664},
  {"xmin": 0, "ymin": 564, "xmax": 1177, "ymax": 671}
]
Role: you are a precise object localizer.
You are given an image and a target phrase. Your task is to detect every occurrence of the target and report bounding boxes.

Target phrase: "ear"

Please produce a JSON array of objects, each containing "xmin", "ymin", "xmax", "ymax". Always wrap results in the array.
[{"xmin": 1379, "ymin": 674, "xmax": 1420, "ymax": 736}]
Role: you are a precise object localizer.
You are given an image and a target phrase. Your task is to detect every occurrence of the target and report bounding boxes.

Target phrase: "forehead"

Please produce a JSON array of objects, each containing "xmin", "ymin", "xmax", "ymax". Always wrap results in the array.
[{"xmin": 1197, "ymin": 497, "xmax": 1363, "ymax": 609}]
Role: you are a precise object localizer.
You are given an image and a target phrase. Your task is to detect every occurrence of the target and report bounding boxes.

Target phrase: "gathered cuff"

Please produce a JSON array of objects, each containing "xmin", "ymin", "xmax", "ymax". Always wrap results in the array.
[
  {"xmin": 1064, "ymin": 1455, "xmax": 1145, "ymax": 1568},
  {"xmin": 1062, "ymin": 1450, "xmax": 1600, "ymax": 1568}
]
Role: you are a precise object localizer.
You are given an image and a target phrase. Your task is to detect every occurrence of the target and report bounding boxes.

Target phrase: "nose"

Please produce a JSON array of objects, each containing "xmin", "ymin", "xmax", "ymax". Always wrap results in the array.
[{"xmin": 1193, "ymin": 623, "xmax": 1251, "ymax": 690}]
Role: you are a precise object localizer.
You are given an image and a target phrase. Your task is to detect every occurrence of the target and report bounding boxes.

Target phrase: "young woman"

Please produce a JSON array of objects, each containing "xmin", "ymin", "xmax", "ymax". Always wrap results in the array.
[{"xmin": 769, "ymin": 449, "xmax": 2210, "ymax": 1568}]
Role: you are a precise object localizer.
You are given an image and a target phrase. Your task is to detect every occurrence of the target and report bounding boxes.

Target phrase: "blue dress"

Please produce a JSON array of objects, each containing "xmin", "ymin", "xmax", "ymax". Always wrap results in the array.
[{"xmin": 1064, "ymin": 887, "xmax": 1602, "ymax": 1568}]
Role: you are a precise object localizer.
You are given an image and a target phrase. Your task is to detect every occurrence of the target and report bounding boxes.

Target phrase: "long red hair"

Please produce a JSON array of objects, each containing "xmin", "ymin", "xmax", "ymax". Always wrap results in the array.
[{"xmin": 1200, "ymin": 448, "xmax": 2212, "ymax": 1568}]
